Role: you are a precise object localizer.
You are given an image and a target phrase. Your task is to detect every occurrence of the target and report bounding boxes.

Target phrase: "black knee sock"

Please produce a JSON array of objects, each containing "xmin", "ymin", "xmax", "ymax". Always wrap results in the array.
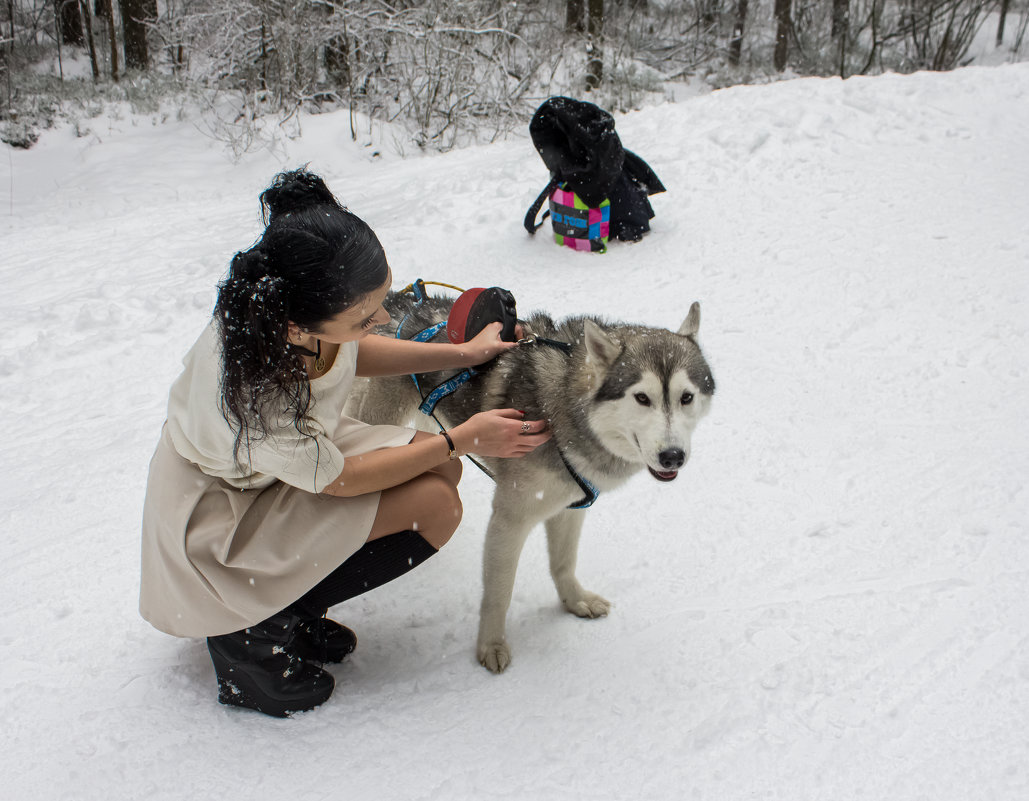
[{"xmin": 291, "ymin": 530, "xmax": 438, "ymax": 616}]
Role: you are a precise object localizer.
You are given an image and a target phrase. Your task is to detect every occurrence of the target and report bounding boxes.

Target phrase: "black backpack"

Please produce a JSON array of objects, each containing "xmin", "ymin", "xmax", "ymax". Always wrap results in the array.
[{"xmin": 523, "ymin": 96, "xmax": 666, "ymax": 245}]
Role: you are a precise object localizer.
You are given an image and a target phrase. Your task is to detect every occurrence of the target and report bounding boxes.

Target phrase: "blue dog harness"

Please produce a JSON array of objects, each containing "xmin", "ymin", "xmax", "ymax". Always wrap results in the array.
[
  {"xmin": 395, "ymin": 279, "xmax": 599, "ymax": 510},
  {"xmin": 395, "ymin": 283, "xmax": 478, "ymax": 417},
  {"xmin": 558, "ymin": 449, "xmax": 599, "ymax": 509}
]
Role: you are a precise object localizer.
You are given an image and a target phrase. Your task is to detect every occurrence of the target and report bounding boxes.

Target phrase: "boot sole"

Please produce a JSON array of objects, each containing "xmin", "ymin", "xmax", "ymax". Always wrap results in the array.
[{"xmin": 209, "ymin": 646, "xmax": 334, "ymax": 718}]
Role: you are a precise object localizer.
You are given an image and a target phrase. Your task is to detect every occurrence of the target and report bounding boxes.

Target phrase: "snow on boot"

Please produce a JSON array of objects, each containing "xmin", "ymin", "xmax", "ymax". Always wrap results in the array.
[{"xmin": 207, "ymin": 611, "xmax": 334, "ymax": 717}]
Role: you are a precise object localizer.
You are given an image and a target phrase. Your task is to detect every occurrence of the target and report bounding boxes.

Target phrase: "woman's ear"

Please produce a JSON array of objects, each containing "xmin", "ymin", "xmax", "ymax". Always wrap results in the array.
[{"xmin": 286, "ymin": 321, "xmax": 304, "ymax": 345}]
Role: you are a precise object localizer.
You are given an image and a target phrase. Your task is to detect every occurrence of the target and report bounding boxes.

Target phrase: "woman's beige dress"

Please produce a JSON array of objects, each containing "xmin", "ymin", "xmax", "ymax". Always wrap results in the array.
[{"xmin": 139, "ymin": 323, "xmax": 412, "ymax": 637}]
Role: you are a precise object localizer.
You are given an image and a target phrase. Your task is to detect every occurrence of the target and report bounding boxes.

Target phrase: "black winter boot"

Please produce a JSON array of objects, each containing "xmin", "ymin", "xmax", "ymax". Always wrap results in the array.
[
  {"xmin": 207, "ymin": 611, "xmax": 335, "ymax": 717},
  {"xmin": 294, "ymin": 617, "xmax": 357, "ymax": 664}
]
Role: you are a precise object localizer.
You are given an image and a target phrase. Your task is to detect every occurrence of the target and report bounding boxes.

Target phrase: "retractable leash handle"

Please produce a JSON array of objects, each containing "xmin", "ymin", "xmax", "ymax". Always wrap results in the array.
[
  {"xmin": 446, "ymin": 287, "xmax": 518, "ymax": 345},
  {"xmin": 396, "ymin": 279, "xmax": 517, "ymax": 344},
  {"xmin": 396, "ymin": 279, "xmax": 519, "ymax": 419}
]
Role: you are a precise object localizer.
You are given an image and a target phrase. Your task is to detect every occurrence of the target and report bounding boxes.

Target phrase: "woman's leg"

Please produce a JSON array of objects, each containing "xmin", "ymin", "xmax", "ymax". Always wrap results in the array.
[
  {"xmin": 366, "ymin": 430, "xmax": 464, "ymax": 549},
  {"xmin": 292, "ymin": 434, "xmax": 465, "ymax": 614},
  {"xmin": 206, "ymin": 434, "xmax": 467, "ymax": 713}
]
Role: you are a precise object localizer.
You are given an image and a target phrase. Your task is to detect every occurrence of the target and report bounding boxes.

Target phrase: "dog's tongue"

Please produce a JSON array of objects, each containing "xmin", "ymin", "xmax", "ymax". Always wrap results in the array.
[{"xmin": 648, "ymin": 467, "xmax": 678, "ymax": 482}]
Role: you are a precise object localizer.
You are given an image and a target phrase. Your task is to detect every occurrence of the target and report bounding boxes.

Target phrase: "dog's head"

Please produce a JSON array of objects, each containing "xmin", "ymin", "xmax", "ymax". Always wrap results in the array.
[{"xmin": 583, "ymin": 303, "xmax": 714, "ymax": 482}]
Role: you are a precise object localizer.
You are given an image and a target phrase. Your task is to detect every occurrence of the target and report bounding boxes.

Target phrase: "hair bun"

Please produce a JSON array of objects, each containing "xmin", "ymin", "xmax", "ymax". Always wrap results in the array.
[{"xmin": 260, "ymin": 169, "xmax": 341, "ymax": 222}]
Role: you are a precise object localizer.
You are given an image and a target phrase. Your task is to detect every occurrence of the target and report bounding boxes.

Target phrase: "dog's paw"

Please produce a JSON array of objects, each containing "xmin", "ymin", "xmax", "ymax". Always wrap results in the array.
[
  {"xmin": 564, "ymin": 591, "xmax": 611, "ymax": 619},
  {"xmin": 477, "ymin": 640, "xmax": 512, "ymax": 674}
]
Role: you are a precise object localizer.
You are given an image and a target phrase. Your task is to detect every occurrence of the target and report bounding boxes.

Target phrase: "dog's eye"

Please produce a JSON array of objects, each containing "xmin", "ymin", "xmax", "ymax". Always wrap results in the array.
[
  {"xmin": 633, "ymin": 393, "xmax": 651, "ymax": 406},
  {"xmin": 681, "ymin": 392, "xmax": 694, "ymax": 406}
]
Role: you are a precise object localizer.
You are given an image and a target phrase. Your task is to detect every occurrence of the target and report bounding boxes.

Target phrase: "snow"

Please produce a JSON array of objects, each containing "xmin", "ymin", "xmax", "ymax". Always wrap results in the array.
[{"xmin": 2, "ymin": 63, "xmax": 1028, "ymax": 800}]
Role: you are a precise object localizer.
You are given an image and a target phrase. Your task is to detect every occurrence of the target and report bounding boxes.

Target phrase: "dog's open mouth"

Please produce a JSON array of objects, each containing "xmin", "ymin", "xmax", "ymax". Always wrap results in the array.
[{"xmin": 648, "ymin": 467, "xmax": 678, "ymax": 482}]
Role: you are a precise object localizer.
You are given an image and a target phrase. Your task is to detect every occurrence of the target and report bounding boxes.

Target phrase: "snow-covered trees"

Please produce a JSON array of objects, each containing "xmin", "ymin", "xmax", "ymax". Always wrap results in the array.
[{"xmin": 2, "ymin": 0, "xmax": 1026, "ymax": 150}]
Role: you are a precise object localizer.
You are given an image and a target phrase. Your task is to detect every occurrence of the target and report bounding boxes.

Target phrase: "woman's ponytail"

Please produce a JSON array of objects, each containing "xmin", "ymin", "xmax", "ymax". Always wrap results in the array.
[
  {"xmin": 223, "ymin": 248, "xmax": 290, "ymax": 367},
  {"xmin": 215, "ymin": 247, "xmax": 309, "ymax": 468}
]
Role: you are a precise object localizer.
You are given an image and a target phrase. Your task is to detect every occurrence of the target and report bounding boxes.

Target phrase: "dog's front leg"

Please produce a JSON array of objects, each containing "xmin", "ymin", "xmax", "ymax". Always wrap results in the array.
[
  {"xmin": 546, "ymin": 510, "xmax": 611, "ymax": 619},
  {"xmin": 477, "ymin": 508, "xmax": 534, "ymax": 674}
]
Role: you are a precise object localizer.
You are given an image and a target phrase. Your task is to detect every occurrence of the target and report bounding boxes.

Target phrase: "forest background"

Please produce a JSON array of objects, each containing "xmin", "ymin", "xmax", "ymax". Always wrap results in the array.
[{"xmin": 2, "ymin": 0, "xmax": 1028, "ymax": 153}]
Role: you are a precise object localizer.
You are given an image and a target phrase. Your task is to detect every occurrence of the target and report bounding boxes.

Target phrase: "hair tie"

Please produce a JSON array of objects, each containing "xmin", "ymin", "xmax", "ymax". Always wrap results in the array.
[{"xmin": 234, "ymin": 248, "xmax": 276, "ymax": 285}]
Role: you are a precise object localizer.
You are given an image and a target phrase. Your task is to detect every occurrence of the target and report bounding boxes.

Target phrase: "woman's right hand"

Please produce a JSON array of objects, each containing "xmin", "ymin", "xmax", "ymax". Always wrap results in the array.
[{"xmin": 449, "ymin": 409, "xmax": 551, "ymax": 459}]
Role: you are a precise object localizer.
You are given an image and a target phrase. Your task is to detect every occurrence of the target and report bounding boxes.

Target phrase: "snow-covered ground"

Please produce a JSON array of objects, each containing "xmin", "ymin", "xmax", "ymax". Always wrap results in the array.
[{"xmin": 2, "ymin": 62, "xmax": 1028, "ymax": 800}]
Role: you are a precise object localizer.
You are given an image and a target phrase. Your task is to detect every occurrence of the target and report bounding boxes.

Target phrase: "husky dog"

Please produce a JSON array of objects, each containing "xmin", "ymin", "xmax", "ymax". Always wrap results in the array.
[{"xmin": 346, "ymin": 290, "xmax": 715, "ymax": 672}]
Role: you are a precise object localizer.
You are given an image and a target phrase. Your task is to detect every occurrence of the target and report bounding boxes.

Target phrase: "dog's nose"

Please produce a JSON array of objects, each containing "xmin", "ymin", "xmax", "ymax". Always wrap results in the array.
[{"xmin": 658, "ymin": 448, "xmax": 685, "ymax": 470}]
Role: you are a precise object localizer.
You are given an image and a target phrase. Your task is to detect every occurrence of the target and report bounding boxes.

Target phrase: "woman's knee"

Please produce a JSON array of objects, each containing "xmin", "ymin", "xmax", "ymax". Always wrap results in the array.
[
  {"xmin": 436, "ymin": 455, "xmax": 463, "ymax": 486},
  {"xmin": 415, "ymin": 473, "xmax": 462, "ymax": 549},
  {"xmin": 372, "ymin": 472, "xmax": 462, "ymax": 549}
]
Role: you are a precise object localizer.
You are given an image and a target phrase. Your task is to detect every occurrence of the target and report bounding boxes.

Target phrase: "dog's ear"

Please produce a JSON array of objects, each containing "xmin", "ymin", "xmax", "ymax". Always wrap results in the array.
[
  {"xmin": 583, "ymin": 319, "xmax": 621, "ymax": 368},
  {"xmin": 678, "ymin": 302, "xmax": 701, "ymax": 337}
]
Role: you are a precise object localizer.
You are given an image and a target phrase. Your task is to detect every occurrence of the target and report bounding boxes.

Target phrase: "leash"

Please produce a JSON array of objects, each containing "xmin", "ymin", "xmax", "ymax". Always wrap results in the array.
[
  {"xmin": 515, "ymin": 332, "xmax": 573, "ymax": 356},
  {"xmin": 395, "ymin": 278, "xmax": 599, "ymax": 509},
  {"xmin": 398, "ymin": 278, "xmax": 466, "ymax": 297}
]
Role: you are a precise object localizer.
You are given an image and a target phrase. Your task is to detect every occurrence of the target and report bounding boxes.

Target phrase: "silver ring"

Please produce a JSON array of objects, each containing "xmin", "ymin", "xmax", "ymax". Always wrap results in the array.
[{"xmin": 521, "ymin": 421, "xmax": 531, "ymax": 432}]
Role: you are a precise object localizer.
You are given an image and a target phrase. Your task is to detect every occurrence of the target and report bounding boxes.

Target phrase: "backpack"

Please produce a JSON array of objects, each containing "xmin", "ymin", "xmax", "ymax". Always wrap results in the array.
[{"xmin": 523, "ymin": 96, "xmax": 666, "ymax": 252}]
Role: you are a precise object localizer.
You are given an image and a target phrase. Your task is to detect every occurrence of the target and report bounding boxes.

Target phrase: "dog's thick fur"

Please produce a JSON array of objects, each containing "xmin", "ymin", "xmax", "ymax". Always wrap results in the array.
[{"xmin": 346, "ymin": 290, "xmax": 715, "ymax": 672}]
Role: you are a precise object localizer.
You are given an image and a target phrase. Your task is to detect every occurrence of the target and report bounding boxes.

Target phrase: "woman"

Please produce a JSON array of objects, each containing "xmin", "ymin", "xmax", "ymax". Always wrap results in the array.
[{"xmin": 139, "ymin": 169, "xmax": 550, "ymax": 717}]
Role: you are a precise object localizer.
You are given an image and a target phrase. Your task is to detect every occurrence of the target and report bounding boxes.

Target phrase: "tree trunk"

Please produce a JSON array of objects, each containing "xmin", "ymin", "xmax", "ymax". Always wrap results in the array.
[
  {"xmin": 80, "ymin": 0, "xmax": 100, "ymax": 80},
  {"xmin": 729, "ymin": 0, "xmax": 748, "ymax": 66},
  {"xmin": 103, "ymin": 0, "xmax": 118, "ymax": 81},
  {"xmin": 832, "ymin": 0, "xmax": 849, "ymax": 39},
  {"xmin": 56, "ymin": 2, "xmax": 65, "ymax": 80},
  {"xmin": 260, "ymin": 20, "xmax": 268, "ymax": 92},
  {"xmin": 698, "ymin": 0, "xmax": 718, "ymax": 32},
  {"xmin": 3, "ymin": 0, "xmax": 13, "ymax": 112},
  {"xmin": 57, "ymin": 0, "xmax": 85, "ymax": 46},
  {"xmin": 773, "ymin": 0, "xmax": 791, "ymax": 71},
  {"xmin": 119, "ymin": 0, "xmax": 155, "ymax": 71},
  {"xmin": 566, "ymin": 0, "xmax": 584, "ymax": 33},
  {"xmin": 325, "ymin": 32, "xmax": 350, "ymax": 88},
  {"xmin": 997, "ymin": 0, "xmax": 1010, "ymax": 47},
  {"xmin": 585, "ymin": 0, "xmax": 603, "ymax": 90}
]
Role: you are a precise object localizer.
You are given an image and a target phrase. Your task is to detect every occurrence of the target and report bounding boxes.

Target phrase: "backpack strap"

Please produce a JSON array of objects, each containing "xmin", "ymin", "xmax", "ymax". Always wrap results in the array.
[{"xmin": 523, "ymin": 177, "xmax": 560, "ymax": 235}]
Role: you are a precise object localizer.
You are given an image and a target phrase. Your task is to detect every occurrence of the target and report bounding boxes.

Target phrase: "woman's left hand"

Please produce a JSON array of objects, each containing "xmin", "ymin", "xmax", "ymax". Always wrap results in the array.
[{"xmin": 458, "ymin": 322, "xmax": 523, "ymax": 366}]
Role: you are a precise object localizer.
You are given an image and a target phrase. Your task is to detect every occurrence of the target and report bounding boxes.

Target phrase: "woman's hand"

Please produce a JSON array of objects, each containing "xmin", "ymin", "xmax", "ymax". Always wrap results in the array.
[
  {"xmin": 449, "ymin": 408, "xmax": 551, "ymax": 458},
  {"xmin": 357, "ymin": 323, "xmax": 529, "ymax": 377},
  {"xmin": 456, "ymin": 322, "xmax": 524, "ymax": 367}
]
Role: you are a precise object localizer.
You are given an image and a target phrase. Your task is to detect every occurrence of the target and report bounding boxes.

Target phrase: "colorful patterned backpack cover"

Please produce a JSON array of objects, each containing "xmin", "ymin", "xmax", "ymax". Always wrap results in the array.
[{"xmin": 548, "ymin": 185, "xmax": 611, "ymax": 252}]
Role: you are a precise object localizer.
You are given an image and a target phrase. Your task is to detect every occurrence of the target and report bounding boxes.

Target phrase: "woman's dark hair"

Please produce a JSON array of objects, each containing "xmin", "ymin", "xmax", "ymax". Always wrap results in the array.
[{"xmin": 213, "ymin": 168, "xmax": 389, "ymax": 469}]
